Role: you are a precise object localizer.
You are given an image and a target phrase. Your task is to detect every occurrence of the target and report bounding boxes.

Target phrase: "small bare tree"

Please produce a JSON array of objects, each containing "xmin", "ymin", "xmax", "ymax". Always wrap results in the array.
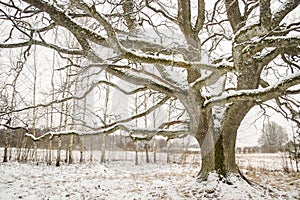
[
  {"xmin": 1, "ymin": 50, "xmax": 25, "ymax": 162},
  {"xmin": 258, "ymin": 121, "xmax": 288, "ymax": 153}
]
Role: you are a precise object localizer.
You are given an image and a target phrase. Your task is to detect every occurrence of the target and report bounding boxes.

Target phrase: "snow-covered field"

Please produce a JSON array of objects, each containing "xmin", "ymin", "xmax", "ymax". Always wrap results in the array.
[
  {"xmin": 236, "ymin": 153, "xmax": 296, "ymax": 171},
  {"xmin": 0, "ymin": 151, "xmax": 299, "ymax": 200}
]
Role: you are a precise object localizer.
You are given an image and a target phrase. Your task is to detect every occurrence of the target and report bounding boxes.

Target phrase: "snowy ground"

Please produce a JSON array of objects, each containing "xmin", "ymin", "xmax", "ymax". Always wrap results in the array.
[{"xmin": 0, "ymin": 151, "xmax": 299, "ymax": 200}]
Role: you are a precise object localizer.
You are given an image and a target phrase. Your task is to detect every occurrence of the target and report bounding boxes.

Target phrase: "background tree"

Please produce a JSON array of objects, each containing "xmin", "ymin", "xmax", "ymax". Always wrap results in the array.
[
  {"xmin": 0, "ymin": 0, "xmax": 299, "ymax": 185},
  {"xmin": 286, "ymin": 126, "xmax": 300, "ymax": 172},
  {"xmin": 258, "ymin": 121, "xmax": 288, "ymax": 153},
  {"xmin": 1, "ymin": 49, "xmax": 25, "ymax": 162}
]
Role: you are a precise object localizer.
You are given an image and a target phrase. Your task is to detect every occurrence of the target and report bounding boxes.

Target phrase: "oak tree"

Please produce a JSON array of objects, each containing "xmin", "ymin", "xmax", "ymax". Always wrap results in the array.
[{"xmin": 1, "ymin": 0, "xmax": 300, "ymax": 183}]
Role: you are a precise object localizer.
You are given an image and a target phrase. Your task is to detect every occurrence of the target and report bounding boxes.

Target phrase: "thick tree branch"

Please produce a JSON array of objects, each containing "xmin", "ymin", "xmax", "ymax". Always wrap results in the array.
[
  {"xmin": 272, "ymin": 0, "xmax": 300, "ymax": 28},
  {"xmin": 106, "ymin": 66, "xmax": 176, "ymax": 97},
  {"xmin": 244, "ymin": 36, "xmax": 300, "ymax": 55},
  {"xmin": 224, "ymin": 0, "xmax": 243, "ymax": 32},
  {"xmin": 247, "ymin": 48, "xmax": 282, "ymax": 66},
  {"xmin": 158, "ymin": 120, "xmax": 189, "ymax": 129},
  {"xmin": 25, "ymin": 124, "xmax": 189, "ymax": 142},
  {"xmin": 177, "ymin": 0, "xmax": 192, "ymax": 34},
  {"xmin": 204, "ymin": 72, "xmax": 300, "ymax": 107},
  {"xmin": 122, "ymin": 0, "xmax": 139, "ymax": 32},
  {"xmin": 177, "ymin": 0, "xmax": 201, "ymax": 49},
  {"xmin": 260, "ymin": 0, "xmax": 271, "ymax": 30},
  {"xmin": 22, "ymin": 0, "xmax": 105, "ymax": 45},
  {"xmin": 194, "ymin": 0, "xmax": 205, "ymax": 32}
]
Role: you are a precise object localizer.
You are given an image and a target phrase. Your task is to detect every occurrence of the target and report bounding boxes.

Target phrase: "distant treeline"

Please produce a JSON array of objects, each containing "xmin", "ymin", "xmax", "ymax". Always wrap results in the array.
[{"xmin": 236, "ymin": 143, "xmax": 299, "ymax": 154}]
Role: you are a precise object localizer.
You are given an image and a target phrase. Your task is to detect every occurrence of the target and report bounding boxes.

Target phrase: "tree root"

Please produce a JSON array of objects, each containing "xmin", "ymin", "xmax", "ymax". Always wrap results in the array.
[
  {"xmin": 236, "ymin": 164, "xmax": 253, "ymax": 186},
  {"xmin": 236, "ymin": 164, "xmax": 275, "ymax": 194}
]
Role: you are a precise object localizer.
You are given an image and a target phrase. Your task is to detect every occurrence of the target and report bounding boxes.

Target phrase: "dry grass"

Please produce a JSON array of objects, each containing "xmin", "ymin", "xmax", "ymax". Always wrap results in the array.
[
  {"xmin": 248, "ymin": 171, "xmax": 300, "ymax": 192},
  {"xmin": 235, "ymin": 153, "xmax": 300, "ymax": 198}
]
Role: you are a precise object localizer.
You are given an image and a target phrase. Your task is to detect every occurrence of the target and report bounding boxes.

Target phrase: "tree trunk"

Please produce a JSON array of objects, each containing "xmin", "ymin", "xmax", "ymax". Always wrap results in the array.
[
  {"xmin": 153, "ymin": 138, "xmax": 157, "ymax": 163},
  {"xmin": 68, "ymin": 135, "xmax": 73, "ymax": 164},
  {"xmin": 78, "ymin": 136, "xmax": 84, "ymax": 163},
  {"xmin": 135, "ymin": 142, "xmax": 138, "ymax": 165},
  {"xmin": 166, "ymin": 141, "xmax": 171, "ymax": 164},
  {"xmin": 100, "ymin": 72, "xmax": 110, "ymax": 164},
  {"xmin": 32, "ymin": 45, "xmax": 38, "ymax": 164},
  {"xmin": 196, "ymin": 102, "xmax": 254, "ymax": 181},
  {"xmin": 196, "ymin": 119, "xmax": 215, "ymax": 180},
  {"xmin": 100, "ymin": 134, "xmax": 106, "ymax": 163},
  {"xmin": 89, "ymin": 137, "xmax": 93, "ymax": 162},
  {"xmin": 16, "ymin": 132, "xmax": 23, "ymax": 161},
  {"xmin": 47, "ymin": 140, "xmax": 52, "ymax": 165},
  {"xmin": 3, "ymin": 129, "xmax": 10, "ymax": 162},
  {"xmin": 145, "ymin": 143, "xmax": 150, "ymax": 163},
  {"xmin": 222, "ymin": 102, "xmax": 254, "ymax": 172},
  {"xmin": 65, "ymin": 147, "xmax": 68, "ymax": 163},
  {"xmin": 194, "ymin": 58, "xmax": 261, "ymax": 180},
  {"xmin": 56, "ymin": 136, "xmax": 61, "ymax": 166}
]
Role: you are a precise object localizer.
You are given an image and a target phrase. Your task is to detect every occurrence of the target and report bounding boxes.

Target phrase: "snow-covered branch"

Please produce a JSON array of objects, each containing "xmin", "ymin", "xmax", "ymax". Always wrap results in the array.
[
  {"xmin": 25, "ymin": 124, "xmax": 189, "ymax": 142},
  {"xmin": 244, "ymin": 36, "xmax": 300, "ymax": 55},
  {"xmin": 22, "ymin": 0, "xmax": 106, "ymax": 44},
  {"xmin": 204, "ymin": 72, "xmax": 300, "ymax": 107},
  {"xmin": 272, "ymin": 0, "xmax": 299, "ymax": 28},
  {"xmin": 122, "ymin": 51, "xmax": 234, "ymax": 72},
  {"xmin": 106, "ymin": 67, "xmax": 176, "ymax": 97}
]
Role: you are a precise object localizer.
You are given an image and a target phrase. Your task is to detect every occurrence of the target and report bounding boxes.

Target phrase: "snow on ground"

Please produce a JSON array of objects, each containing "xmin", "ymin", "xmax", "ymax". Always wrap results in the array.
[
  {"xmin": 0, "ymin": 151, "xmax": 299, "ymax": 200},
  {"xmin": 0, "ymin": 161, "xmax": 196, "ymax": 200},
  {"xmin": 236, "ymin": 153, "xmax": 290, "ymax": 171}
]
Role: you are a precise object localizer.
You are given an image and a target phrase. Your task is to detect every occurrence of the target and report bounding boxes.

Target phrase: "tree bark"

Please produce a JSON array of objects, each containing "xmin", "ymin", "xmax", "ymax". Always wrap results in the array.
[
  {"xmin": 195, "ymin": 110, "xmax": 216, "ymax": 180},
  {"xmin": 78, "ymin": 136, "xmax": 84, "ymax": 163},
  {"xmin": 100, "ymin": 134, "xmax": 106, "ymax": 163},
  {"xmin": 145, "ymin": 143, "xmax": 150, "ymax": 163},
  {"xmin": 68, "ymin": 135, "xmax": 73, "ymax": 164},
  {"xmin": 153, "ymin": 138, "xmax": 157, "ymax": 163},
  {"xmin": 3, "ymin": 130, "xmax": 10, "ymax": 162},
  {"xmin": 218, "ymin": 103, "xmax": 253, "ymax": 176},
  {"xmin": 135, "ymin": 142, "xmax": 139, "ymax": 165}
]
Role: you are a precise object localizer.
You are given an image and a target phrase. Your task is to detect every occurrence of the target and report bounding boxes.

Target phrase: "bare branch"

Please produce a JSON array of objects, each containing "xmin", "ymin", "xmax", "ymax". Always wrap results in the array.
[
  {"xmin": 145, "ymin": 0, "xmax": 178, "ymax": 24},
  {"xmin": 0, "ymin": 80, "xmax": 145, "ymax": 117},
  {"xmin": 101, "ymin": 96, "xmax": 171, "ymax": 129},
  {"xmin": 0, "ymin": 39, "xmax": 84, "ymax": 55}
]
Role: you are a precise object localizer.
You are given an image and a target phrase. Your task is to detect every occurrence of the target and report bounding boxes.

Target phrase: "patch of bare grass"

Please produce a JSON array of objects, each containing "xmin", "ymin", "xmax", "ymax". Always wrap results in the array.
[{"xmin": 238, "ymin": 160, "xmax": 300, "ymax": 198}]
